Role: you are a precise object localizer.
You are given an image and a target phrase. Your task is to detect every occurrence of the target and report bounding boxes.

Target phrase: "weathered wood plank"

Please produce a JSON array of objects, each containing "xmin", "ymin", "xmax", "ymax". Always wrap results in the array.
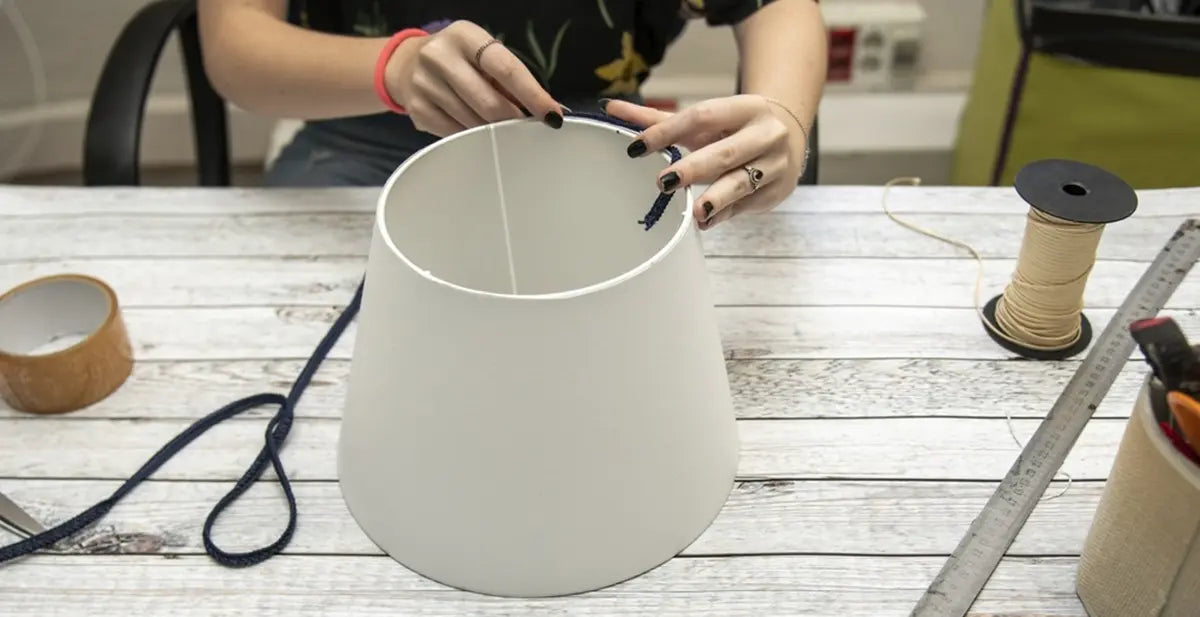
[
  {"xmin": 707, "ymin": 257, "xmax": 1200, "ymax": 308},
  {"xmin": 702, "ymin": 212, "xmax": 1184, "ymax": 260},
  {"xmin": 0, "ymin": 417, "xmax": 1128, "ymax": 481},
  {"xmin": 1, "ymin": 213, "xmax": 375, "ymax": 260},
  {"xmin": 2, "ymin": 184, "xmax": 1182, "ymax": 614},
  {"xmin": 1, "ymin": 211, "xmax": 1187, "ymax": 261},
  {"xmin": 2, "ymin": 183, "xmax": 1196, "ymax": 216},
  {"xmin": 63, "ymin": 304, "xmax": 1193, "ymax": 362},
  {"xmin": 723, "ymin": 358, "xmax": 1148, "ymax": 421},
  {"xmin": 0, "ymin": 257, "xmax": 368, "ymax": 307},
  {"xmin": 788, "ymin": 184, "xmax": 1198, "ymax": 216},
  {"xmin": 716, "ymin": 305, "xmax": 1196, "ymax": 360},
  {"xmin": 2, "ymin": 256, "xmax": 1195, "ymax": 309},
  {"xmin": 0, "ymin": 186, "xmax": 381, "ymax": 216},
  {"xmin": 0, "ymin": 358, "xmax": 1151, "ymax": 421},
  {"xmin": 0, "ymin": 554, "xmax": 1086, "ymax": 616},
  {"xmin": 0, "ymin": 479, "xmax": 1099, "ymax": 557}
]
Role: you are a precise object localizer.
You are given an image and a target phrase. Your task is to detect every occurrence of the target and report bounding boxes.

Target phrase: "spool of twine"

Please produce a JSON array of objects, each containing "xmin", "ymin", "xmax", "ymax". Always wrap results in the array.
[
  {"xmin": 882, "ymin": 179, "xmax": 1102, "ymax": 354},
  {"xmin": 989, "ymin": 208, "xmax": 1104, "ymax": 351},
  {"xmin": 883, "ymin": 159, "xmax": 1138, "ymax": 361},
  {"xmin": 881, "ymin": 160, "xmax": 1138, "ymax": 502}
]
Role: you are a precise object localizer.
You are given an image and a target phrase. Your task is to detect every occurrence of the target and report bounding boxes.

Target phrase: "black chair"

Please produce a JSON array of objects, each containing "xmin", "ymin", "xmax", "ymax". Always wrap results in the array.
[
  {"xmin": 84, "ymin": 0, "xmax": 227, "ymax": 186},
  {"xmin": 84, "ymin": 0, "xmax": 818, "ymax": 186}
]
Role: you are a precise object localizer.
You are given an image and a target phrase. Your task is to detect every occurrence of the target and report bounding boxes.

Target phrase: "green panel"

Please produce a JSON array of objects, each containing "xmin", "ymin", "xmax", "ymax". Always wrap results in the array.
[{"xmin": 951, "ymin": 0, "xmax": 1200, "ymax": 189}]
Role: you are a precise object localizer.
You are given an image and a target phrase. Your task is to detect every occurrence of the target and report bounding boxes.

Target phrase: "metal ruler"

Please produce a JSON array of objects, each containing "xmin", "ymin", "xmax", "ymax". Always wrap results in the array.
[{"xmin": 910, "ymin": 218, "xmax": 1200, "ymax": 617}]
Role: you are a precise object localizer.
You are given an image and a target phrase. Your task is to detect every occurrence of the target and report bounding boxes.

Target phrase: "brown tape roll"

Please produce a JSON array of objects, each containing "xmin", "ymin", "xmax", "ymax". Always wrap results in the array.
[{"xmin": 0, "ymin": 274, "xmax": 133, "ymax": 414}]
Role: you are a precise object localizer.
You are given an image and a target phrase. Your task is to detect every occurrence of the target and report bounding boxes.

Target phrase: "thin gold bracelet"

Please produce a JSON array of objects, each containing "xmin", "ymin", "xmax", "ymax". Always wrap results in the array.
[{"xmin": 761, "ymin": 96, "xmax": 812, "ymax": 167}]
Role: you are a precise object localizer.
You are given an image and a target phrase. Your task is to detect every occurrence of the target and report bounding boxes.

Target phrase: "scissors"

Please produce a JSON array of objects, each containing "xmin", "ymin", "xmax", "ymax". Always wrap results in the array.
[{"xmin": 0, "ymin": 489, "xmax": 45, "ymax": 538}]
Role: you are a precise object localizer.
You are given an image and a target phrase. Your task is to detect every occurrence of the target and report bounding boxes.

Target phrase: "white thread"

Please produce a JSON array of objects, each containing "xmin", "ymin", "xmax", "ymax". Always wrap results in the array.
[
  {"xmin": 488, "ymin": 126, "xmax": 519, "ymax": 294},
  {"xmin": 881, "ymin": 177, "xmax": 1071, "ymax": 500}
]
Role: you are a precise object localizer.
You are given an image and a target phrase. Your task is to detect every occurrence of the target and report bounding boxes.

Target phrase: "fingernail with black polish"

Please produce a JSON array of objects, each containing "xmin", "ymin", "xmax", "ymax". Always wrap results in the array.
[
  {"xmin": 627, "ymin": 139, "xmax": 647, "ymax": 158},
  {"xmin": 598, "ymin": 98, "xmax": 613, "ymax": 110},
  {"xmin": 543, "ymin": 111, "xmax": 563, "ymax": 129},
  {"xmin": 702, "ymin": 201, "xmax": 714, "ymax": 220},
  {"xmin": 660, "ymin": 171, "xmax": 680, "ymax": 193}
]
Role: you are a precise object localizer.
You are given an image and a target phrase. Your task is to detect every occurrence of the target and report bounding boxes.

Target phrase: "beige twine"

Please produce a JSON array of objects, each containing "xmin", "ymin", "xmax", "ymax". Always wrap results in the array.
[
  {"xmin": 879, "ymin": 176, "xmax": 1110, "ymax": 499},
  {"xmin": 994, "ymin": 208, "xmax": 1103, "ymax": 350}
]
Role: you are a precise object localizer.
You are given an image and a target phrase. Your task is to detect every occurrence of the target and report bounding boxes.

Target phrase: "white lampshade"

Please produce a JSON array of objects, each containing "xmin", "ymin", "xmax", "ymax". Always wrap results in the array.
[{"xmin": 338, "ymin": 115, "xmax": 740, "ymax": 597}]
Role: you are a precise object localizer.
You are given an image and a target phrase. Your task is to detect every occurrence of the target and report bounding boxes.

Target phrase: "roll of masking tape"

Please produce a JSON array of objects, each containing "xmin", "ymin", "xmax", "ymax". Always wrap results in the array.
[{"xmin": 0, "ymin": 274, "xmax": 133, "ymax": 414}]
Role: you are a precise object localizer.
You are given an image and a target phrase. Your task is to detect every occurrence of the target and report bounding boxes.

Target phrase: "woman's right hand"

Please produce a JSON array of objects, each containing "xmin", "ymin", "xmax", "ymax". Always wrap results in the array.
[{"xmin": 385, "ymin": 21, "xmax": 565, "ymax": 137}]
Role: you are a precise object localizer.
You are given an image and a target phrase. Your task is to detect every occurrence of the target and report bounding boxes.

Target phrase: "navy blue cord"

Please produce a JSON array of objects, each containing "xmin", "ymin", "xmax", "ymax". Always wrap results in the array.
[
  {"xmin": 567, "ymin": 110, "xmax": 683, "ymax": 231},
  {"xmin": 0, "ymin": 281, "xmax": 364, "ymax": 568},
  {"xmin": 0, "ymin": 112, "xmax": 683, "ymax": 568}
]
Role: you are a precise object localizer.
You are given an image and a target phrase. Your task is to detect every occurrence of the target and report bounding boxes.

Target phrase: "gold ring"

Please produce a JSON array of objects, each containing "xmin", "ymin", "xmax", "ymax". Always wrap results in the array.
[{"xmin": 474, "ymin": 39, "xmax": 502, "ymax": 67}]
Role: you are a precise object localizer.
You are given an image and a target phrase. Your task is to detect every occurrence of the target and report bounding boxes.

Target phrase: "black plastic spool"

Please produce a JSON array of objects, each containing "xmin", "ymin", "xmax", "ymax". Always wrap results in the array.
[{"xmin": 982, "ymin": 159, "xmax": 1138, "ymax": 360}]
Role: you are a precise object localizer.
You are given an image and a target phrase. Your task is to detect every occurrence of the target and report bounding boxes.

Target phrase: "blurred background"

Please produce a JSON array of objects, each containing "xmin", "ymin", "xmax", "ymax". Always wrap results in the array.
[{"xmin": 1, "ymin": 0, "xmax": 1196, "ymax": 187}]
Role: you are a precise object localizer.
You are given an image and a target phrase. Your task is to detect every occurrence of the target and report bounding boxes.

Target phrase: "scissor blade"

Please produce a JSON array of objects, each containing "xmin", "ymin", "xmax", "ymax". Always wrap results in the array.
[
  {"xmin": 0, "ymin": 491, "xmax": 44, "ymax": 537},
  {"xmin": 0, "ymin": 518, "xmax": 30, "ymax": 539}
]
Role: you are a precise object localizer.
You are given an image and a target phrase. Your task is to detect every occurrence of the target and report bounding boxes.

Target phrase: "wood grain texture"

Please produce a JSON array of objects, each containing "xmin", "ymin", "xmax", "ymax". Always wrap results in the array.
[
  {"xmin": 4, "ymin": 184, "xmax": 1194, "ymax": 615},
  {"xmin": 1, "ymin": 211, "xmax": 1190, "ymax": 261},
  {"xmin": 28, "ymin": 304, "xmax": 1191, "ymax": 362},
  {"xmin": 0, "ymin": 417, "xmax": 1129, "ymax": 481},
  {"xmin": 0, "ymin": 554, "xmax": 1087, "ymax": 616},
  {"xmin": 4, "ymin": 256, "xmax": 1199, "ymax": 309},
  {"xmin": 0, "ymin": 479, "xmax": 1098, "ymax": 557},
  {"xmin": 0, "ymin": 357, "xmax": 1152, "ymax": 420},
  {"xmin": 2, "ymin": 184, "xmax": 1197, "ymax": 216}
]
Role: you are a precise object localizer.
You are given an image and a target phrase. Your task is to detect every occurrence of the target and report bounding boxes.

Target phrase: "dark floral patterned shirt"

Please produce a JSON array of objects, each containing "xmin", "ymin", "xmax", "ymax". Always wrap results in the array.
[{"xmin": 287, "ymin": 0, "xmax": 778, "ymax": 99}]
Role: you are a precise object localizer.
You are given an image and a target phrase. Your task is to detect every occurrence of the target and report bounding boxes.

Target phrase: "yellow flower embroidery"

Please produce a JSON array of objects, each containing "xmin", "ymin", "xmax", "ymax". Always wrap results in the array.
[{"xmin": 594, "ymin": 32, "xmax": 648, "ymax": 96}]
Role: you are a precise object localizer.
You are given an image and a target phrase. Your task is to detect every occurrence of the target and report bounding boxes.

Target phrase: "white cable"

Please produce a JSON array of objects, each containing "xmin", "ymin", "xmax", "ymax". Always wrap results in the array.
[{"xmin": 0, "ymin": 0, "xmax": 47, "ymax": 181}]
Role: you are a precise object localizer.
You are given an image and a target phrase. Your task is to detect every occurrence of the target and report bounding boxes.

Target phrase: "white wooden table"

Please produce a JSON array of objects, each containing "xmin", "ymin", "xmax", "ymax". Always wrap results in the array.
[{"xmin": 1, "ymin": 183, "xmax": 1198, "ymax": 616}]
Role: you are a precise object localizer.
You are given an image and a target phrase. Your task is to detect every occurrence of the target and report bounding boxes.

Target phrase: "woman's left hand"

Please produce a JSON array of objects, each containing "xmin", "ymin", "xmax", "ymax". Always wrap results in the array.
[{"xmin": 603, "ymin": 94, "xmax": 809, "ymax": 230}]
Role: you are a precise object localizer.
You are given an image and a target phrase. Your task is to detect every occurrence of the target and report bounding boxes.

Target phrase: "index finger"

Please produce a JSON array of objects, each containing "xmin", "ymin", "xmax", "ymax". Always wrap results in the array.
[
  {"xmin": 631, "ymin": 97, "xmax": 762, "ymax": 156},
  {"xmin": 469, "ymin": 38, "xmax": 564, "ymax": 128}
]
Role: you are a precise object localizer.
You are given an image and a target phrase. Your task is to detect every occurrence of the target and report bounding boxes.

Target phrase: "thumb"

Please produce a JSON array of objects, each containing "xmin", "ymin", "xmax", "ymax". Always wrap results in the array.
[{"xmin": 601, "ymin": 99, "xmax": 673, "ymax": 129}]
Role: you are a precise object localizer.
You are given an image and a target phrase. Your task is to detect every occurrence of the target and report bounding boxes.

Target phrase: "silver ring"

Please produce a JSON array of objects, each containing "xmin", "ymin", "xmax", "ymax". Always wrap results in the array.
[
  {"xmin": 474, "ymin": 39, "xmax": 501, "ymax": 67},
  {"xmin": 744, "ymin": 165, "xmax": 764, "ymax": 192}
]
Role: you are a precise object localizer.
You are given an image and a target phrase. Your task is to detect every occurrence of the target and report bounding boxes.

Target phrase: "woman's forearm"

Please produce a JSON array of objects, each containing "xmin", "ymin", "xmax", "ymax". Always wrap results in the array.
[
  {"xmin": 197, "ymin": 0, "xmax": 398, "ymax": 119},
  {"xmin": 734, "ymin": 0, "xmax": 827, "ymax": 150}
]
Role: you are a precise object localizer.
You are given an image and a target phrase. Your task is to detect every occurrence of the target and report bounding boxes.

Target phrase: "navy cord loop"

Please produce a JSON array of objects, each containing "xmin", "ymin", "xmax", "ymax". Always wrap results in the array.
[{"xmin": 0, "ymin": 111, "xmax": 682, "ymax": 567}]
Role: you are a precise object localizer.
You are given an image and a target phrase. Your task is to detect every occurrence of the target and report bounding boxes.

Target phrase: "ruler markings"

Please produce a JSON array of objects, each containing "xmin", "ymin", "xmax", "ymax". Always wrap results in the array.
[{"xmin": 910, "ymin": 219, "xmax": 1200, "ymax": 617}]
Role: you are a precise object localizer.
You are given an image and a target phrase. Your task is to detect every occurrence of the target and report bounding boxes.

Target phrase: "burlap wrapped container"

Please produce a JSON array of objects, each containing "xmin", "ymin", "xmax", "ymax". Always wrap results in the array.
[{"xmin": 1077, "ymin": 374, "xmax": 1200, "ymax": 616}]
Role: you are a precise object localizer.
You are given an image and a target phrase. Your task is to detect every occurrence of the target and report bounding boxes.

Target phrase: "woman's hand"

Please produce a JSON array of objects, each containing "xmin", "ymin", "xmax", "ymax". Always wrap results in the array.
[
  {"xmin": 385, "ymin": 21, "xmax": 566, "ymax": 137},
  {"xmin": 604, "ymin": 95, "xmax": 810, "ymax": 229}
]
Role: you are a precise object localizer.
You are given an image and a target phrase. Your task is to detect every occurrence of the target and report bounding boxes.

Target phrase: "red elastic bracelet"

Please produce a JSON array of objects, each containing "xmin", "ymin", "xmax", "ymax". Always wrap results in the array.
[{"xmin": 374, "ymin": 28, "xmax": 429, "ymax": 114}]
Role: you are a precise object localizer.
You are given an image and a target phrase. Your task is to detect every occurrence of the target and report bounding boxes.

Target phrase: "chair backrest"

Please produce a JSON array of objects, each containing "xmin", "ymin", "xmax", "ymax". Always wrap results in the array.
[{"xmin": 84, "ymin": 0, "xmax": 229, "ymax": 186}]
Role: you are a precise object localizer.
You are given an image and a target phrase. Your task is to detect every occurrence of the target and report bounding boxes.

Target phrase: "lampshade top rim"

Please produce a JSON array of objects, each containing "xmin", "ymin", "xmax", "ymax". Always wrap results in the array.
[{"xmin": 374, "ymin": 116, "xmax": 693, "ymax": 301}]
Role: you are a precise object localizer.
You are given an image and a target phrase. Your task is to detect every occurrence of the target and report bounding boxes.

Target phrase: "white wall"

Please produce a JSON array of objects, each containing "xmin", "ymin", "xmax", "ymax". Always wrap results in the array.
[
  {"xmin": 0, "ymin": 0, "xmax": 985, "ymax": 180},
  {"xmin": 0, "ymin": 0, "xmax": 275, "ymax": 179}
]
